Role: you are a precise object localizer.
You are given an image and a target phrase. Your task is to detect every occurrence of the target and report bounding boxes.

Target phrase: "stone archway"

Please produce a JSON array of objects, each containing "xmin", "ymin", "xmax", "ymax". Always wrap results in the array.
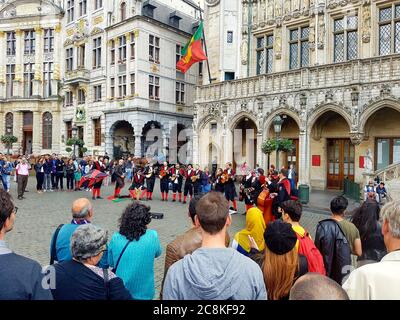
[
  {"xmin": 232, "ymin": 117, "xmax": 257, "ymax": 170},
  {"xmin": 141, "ymin": 121, "xmax": 162, "ymax": 159},
  {"xmin": 110, "ymin": 120, "xmax": 134, "ymax": 159}
]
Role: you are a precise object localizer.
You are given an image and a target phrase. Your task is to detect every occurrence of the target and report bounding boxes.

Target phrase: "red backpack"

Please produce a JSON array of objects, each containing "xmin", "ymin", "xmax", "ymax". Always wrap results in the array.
[{"xmin": 295, "ymin": 229, "xmax": 326, "ymax": 275}]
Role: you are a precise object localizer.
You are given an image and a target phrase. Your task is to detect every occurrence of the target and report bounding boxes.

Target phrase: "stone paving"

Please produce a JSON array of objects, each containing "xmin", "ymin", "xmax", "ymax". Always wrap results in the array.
[{"xmin": 5, "ymin": 179, "xmax": 328, "ymax": 298}]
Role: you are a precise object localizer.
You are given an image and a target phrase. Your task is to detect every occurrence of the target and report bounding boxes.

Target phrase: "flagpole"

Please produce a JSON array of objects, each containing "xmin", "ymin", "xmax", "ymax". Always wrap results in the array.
[{"xmin": 197, "ymin": 3, "xmax": 212, "ymax": 84}]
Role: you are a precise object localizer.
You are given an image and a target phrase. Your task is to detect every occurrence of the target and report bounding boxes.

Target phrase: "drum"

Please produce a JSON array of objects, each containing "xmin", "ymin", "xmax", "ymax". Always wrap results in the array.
[{"xmin": 257, "ymin": 189, "xmax": 274, "ymax": 226}]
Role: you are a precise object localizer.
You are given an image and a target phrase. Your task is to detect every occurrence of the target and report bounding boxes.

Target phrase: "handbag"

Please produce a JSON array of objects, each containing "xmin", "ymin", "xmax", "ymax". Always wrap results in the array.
[{"xmin": 111, "ymin": 240, "xmax": 131, "ymax": 273}]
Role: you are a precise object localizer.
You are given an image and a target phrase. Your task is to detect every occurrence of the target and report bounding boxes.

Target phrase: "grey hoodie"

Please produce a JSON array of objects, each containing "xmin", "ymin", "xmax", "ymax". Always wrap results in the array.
[{"xmin": 163, "ymin": 247, "xmax": 267, "ymax": 300}]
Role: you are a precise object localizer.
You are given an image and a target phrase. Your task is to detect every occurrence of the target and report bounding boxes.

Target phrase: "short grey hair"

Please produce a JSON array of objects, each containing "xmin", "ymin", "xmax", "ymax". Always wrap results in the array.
[
  {"xmin": 380, "ymin": 200, "xmax": 400, "ymax": 238},
  {"xmin": 72, "ymin": 202, "xmax": 93, "ymax": 219},
  {"xmin": 70, "ymin": 224, "xmax": 108, "ymax": 261}
]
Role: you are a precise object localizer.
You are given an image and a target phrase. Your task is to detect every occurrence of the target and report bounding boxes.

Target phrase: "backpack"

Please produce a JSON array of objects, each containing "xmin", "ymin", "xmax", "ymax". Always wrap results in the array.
[{"xmin": 295, "ymin": 229, "xmax": 326, "ymax": 275}]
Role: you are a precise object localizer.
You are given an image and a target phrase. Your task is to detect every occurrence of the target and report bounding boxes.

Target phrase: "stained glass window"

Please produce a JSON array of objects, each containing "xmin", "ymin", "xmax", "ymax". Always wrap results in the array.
[{"xmin": 333, "ymin": 16, "xmax": 358, "ymax": 62}]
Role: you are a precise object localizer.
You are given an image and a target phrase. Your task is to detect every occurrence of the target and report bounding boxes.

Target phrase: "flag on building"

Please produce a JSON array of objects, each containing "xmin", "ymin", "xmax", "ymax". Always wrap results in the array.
[{"xmin": 176, "ymin": 21, "xmax": 207, "ymax": 73}]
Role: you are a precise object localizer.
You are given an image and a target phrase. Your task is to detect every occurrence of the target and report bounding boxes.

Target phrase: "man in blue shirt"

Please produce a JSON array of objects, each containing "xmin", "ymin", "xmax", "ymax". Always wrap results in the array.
[
  {"xmin": 49, "ymin": 198, "xmax": 108, "ymax": 268},
  {"xmin": 0, "ymin": 189, "xmax": 53, "ymax": 300}
]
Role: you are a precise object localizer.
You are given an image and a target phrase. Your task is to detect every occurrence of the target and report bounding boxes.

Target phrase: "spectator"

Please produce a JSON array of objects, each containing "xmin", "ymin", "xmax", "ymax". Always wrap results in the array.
[
  {"xmin": 249, "ymin": 220, "xmax": 308, "ymax": 300},
  {"xmin": 163, "ymin": 191, "xmax": 267, "ymax": 300},
  {"xmin": 51, "ymin": 224, "xmax": 131, "ymax": 300},
  {"xmin": 2, "ymin": 157, "xmax": 14, "ymax": 192},
  {"xmin": 65, "ymin": 159, "xmax": 75, "ymax": 191},
  {"xmin": 49, "ymin": 198, "xmax": 108, "ymax": 268},
  {"xmin": 271, "ymin": 168, "xmax": 292, "ymax": 218},
  {"xmin": 43, "ymin": 155, "xmax": 53, "ymax": 192},
  {"xmin": 314, "ymin": 196, "xmax": 354, "ymax": 284},
  {"xmin": 376, "ymin": 182, "xmax": 388, "ymax": 204},
  {"xmin": 351, "ymin": 201, "xmax": 387, "ymax": 267},
  {"xmin": 0, "ymin": 189, "xmax": 53, "ymax": 300},
  {"xmin": 364, "ymin": 180, "xmax": 379, "ymax": 202},
  {"xmin": 232, "ymin": 207, "xmax": 266, "ymax": 256},
  {"xmin": 160, "ymin": 194, "xmax": 230, "ymax": 299},
  {"xmin": 34, "ymin": 157, "xmax": 45, "ymax": 194},
  {"xmin": 55, "ymin": 155, "xmax": 65, "ymax": 191},
  {"xmin": 288, "ymin": 164, "xmax": 297, "ymax": 192},
  {"xmin": 343, "ymin": 200, "xmax": 400, "ymax": 299},
  {"xmin": 15, "ymin": 157, "xmax": 31, "ymax": 200},
  {"xmin": 108, "ymin": 202, "xmax": 162, "ymax": 300},
  {"xmin": 289, "ymin": 273, "xmax": 349, "ymax": 300}
]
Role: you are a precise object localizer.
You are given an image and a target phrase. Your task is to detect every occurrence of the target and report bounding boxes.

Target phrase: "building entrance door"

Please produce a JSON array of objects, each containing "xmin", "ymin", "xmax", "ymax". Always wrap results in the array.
[{"xmin": 327, "ymin": 139, "xmax": 354, "ymax": 189}]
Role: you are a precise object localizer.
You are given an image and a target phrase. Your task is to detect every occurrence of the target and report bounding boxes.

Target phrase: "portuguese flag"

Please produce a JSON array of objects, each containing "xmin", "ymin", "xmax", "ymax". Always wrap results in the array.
[{"xmin": 177, "ymin": 21, "xmax": 207, "ymax": 73}]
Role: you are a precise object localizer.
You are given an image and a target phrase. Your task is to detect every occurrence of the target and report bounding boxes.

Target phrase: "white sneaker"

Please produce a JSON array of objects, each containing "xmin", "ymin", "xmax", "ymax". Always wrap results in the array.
[
  {"xmin": 50, "ymin": 189, "xmax": 54, "ymax": 192},
  {"xmin": 229, "ymin": 209, "xmax": 238, "ymax": 215},
  {"xmin": 43, "ymin": 190, "xmax": 46, "ymax": 192}
]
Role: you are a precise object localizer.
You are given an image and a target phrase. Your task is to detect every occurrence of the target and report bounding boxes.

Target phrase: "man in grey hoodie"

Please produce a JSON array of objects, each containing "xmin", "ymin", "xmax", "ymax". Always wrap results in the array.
[{"xmin": 163, "ymin": 191, "xmax": 267, "ymax": 300}]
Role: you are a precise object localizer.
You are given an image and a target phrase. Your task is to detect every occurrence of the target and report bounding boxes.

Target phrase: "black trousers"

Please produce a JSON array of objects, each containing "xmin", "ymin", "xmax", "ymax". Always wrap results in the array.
[
  {"xmin": 184, "ymin": 182, "xmax": 193, "ymax": 196},
  {"xmin": 193, "ymin": 182, "xmax": 200, "ymax": 195},
  {"xmin": 160, "ymin": 179, "xmax": 169, "ymax": 193},
  {"xmin": 36, "ymin": 172, "xmax": 44, "ymax": 191},
  {"xmin": 56, "ymin": 172, "xmax": 64, "ymax": 190},
  {"xmin": 172, "ymin": 182, "xmax": 183, "ymax": 193},
  {"xmin": 66, "ymin": 173, "xmax": 74, "ymax": 190},
  {"xmin": 51, "ymin": 173, "xmax": 56, "ymax": 188}
]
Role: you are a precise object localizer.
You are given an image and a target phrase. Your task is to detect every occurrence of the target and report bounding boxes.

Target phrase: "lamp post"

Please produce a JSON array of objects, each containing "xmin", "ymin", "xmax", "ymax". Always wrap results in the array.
[
  {"xmin": 72, "ymin": 125, "xmax": 78, "ymax": 158},
  {"xmin": 273, "ymin": 115, "xmax": 284, "ymax": 170}
]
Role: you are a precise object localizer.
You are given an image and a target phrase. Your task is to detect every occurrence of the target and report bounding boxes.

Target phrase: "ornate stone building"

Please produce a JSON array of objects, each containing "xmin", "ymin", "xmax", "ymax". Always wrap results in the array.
[
  {"xmin": 0, "ymin": 0, "xmax": 63, "ymax": 155},
  {"xmin": 195, "ymin": 0, "xmax": 400, "ymax": 190}
]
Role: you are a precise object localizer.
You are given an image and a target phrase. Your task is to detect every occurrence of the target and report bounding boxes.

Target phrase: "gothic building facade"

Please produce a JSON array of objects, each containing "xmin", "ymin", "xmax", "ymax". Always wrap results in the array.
[{"xmin": 194, "ymin": 0, "xmax": 400, "ymax": 190}]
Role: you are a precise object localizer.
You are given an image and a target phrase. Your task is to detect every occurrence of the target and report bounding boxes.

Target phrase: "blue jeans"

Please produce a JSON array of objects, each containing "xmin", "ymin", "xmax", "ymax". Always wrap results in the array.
[
  {"xmin": 125, "ymin": 168, "xmax": 133, "ymax": 181},
  {"xmin": 2, "ymin": 174, "xmax": 10, "ymax": 190}
]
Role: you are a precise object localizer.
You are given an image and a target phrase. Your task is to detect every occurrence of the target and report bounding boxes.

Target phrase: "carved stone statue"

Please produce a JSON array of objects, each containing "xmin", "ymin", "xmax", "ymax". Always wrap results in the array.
[
  {"xmin": 364, "ymin": 149, "xmax": 373, "ymax": 173},
  {"xmin": 252, "ymin": 0, "xmax": 258, "ymax": 26},
  {"xmin": 275, "ymin": 0, "xmax": 282, "ymax": 17},
  {"xmin": 362, "ymin": 4, "xmax": 371, "ymax": 43},
  {"xmin": 292, "ymin": 0, "xmax": 300, "ymax": 11},
  {"xmin": 267, "ymin": 0, "xmax": 274, "ymax": 19},
  {"xmin": 275, "ymin": 28, "xmax": 282, "ymax": 59},
  {"xmin": 259, "ymin": 0, "xmax": 266, "ymax": 23},
  {"xmin": 242, "ymin": 1, "xmax": 249, "ymax": 25},
  {"xmin": 241, "ymin": 36, "xmax": 248, "ymax": 65},
  {"xmin": 317, "ymin": 14, "xmax": 325, "ymax": 49},
  {"xmin": 284, "ymin": 0, "xmax": 291, "ymax": 16},
  {"xmin": 309, "ymin": 17, "xmax": 315, "ymax": 50}
]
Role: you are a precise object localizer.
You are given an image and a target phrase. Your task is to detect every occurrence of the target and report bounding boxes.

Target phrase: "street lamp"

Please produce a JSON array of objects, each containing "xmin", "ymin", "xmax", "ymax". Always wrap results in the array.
[
  {"xmin": 72, "ymin": 125, "xmax": 78, "ymax": 158},
  {"xmin": 273, "ymin": 115, "xmax": 284, "ymax": 170}
]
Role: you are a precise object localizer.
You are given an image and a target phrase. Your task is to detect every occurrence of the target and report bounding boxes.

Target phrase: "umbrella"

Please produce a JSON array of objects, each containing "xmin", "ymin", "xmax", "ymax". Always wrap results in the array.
[{"xmin": 79, "ymin": 169, "xmax": 108, "ymax": 188}]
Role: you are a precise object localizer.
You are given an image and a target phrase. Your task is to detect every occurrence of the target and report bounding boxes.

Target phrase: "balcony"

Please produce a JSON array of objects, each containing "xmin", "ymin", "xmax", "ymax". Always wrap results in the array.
[
  {"xmin": 64, "ymin": 68, "xmax": 90, "ymax": 86},
  {"xmin": 195, "ymin": 54, "xmax": 400, "ymax": 103}
]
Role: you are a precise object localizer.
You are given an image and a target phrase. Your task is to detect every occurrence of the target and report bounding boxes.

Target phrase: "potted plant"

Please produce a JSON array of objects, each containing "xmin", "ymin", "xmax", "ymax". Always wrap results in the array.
[
  {"xmin": 261, "ymin": 139, "xmax": 277, "ymax": 170},
  {"xmin": 1, "ymin": 135, "xmax": 18, "ymax": 155}
]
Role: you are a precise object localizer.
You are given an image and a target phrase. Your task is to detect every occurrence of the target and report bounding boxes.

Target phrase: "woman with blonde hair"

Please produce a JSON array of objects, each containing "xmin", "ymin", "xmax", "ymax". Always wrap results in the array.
[
  {"xmin": 249, "ymin": 220, "xmax": 308, "ymax": 300},
  {"xmin": 232, "ymin": 207, "xmax": 266, "ymax": 256}
]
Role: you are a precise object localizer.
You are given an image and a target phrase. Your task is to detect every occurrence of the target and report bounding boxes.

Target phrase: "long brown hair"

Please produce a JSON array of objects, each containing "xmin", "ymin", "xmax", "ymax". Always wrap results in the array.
[{"xmin": 263, "ymin": 247, "xmax": 299, "ymax": 300}]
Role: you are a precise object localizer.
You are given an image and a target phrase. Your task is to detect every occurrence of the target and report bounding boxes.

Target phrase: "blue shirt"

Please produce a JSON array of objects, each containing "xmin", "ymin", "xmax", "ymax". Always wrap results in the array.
[
  {"xmin": 108, "ymin": 230, "xmax": 162, "ymax": 300},
  {"xmin": 50, "ymin": 222, "xmax": 108, "ymax": 268}
]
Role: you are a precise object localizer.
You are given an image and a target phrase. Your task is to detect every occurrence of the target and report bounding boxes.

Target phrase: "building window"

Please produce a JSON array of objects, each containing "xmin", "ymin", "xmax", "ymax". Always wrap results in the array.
[
  {"xmin": 5, "ymin": 113, "xmax": 13, "ymax": 135},
  {"xmin": 176, "ymin": 44, "xmax": 183, "ymax": 63},
  {"xmin": 149, "ymin": 75, "xmax": 160, "ymax": 100},
  {"xmin": 66, "ymin": 121, "xmax": 72, "ymax": 139},
  {"xmin": 23, "ymin": 63, "xmax": 35, "ymax": 98},
  {"xmin": 176, "ymin": 82, "xmax": 185, "ymax": 104},
  {"xmin": 120, "ymin": 2, "xmax": 127, "ymax": 21},
  {"xmin": 79, "ymin": 0, "xmax": 87, "ymax": 16},
  {"xmin": 67, "ymin": 0, "xmax": 75, "ymax": 23},
  {"xmin": 24, "ymin": 30, "xmax": 36, "ymax": 55},
  {"xmin": 118, "ymin": 35, "xmax": 127, "ymax": 62},
  {"xmin": 379, "ymin": 4, "xmax": 400, "ymax": 55},
  {"xmin": 224, "ymin": 72, "xmax": 235, "ymax": 80},
  {"xmin": 210, "ymin": 123, "xmax": 217, "ymax": 134},
  {"xmin": 78, "ymin": 89, "xmax": 86, "ymax": 104},
  {"xmin": 199, "ymin": 61, "xmax": 203, "ymax": 76},
  {"xmin": 333, "ymin": 16, "xmax": 358, "ymax": 62},
  {"xmin": 110, "ymin": 77, "xmax": 115, "ymax": 98},
  {"xmin": 289, "ymin": 26, "xmax": 309, "ymax": 69},
  {"xmin": 78, "ymin": 44, "xmax": 85, "ymax": 68},
  {"xmin": 44, "ymin": 29, "xmax": 54, "ymax": 53},
  {"xmin": 43, "ymin": 62, "xmax": 53, "ymax": 98},
  {"xmin": 130, "ymin": 73, "xmax": 135, "ymax": 95},
  {"xmin": 118, "ymin": 75, "xmax": 127, "ymax": 98},
  {"xmin": 376, "ymin": 138, "xmax": 400, "ymax": 170},
  {"xmin": 94, "ymin": 0, "xmax": 102, "ymax": 10},
  {"xmin": 66, "ymin": 48, "xmax": 74, "ymax": 72},
  {"xmin": 227, "ymin": 31, "xmax": 233, "ymax": 43},
  {"xmin": 93, "ymin": 118, "xmax": 101, "ymax": 146},
  {"xmin": 6, "ymin": 64, "xmax": 15, "ymax": 98},
  {"xmin": 93, "ymin": 37, "xmax": 102, "ymax": 69},
  {"xmin": 94, "ymin": 85, "xmax": 102, "ymax": 102},
  {"xmin": 65, "ymin": 91, "xmax": 73, "ymax": 107},
  {"xmin": 110, "ymin": 40, "xmax": 115, "ymax": 65},
  {"xmin": 42, "ymin": 112, "xmax": 53, "ymax": 149},
  {"xmin": 6, "ymin": 32, "xmax": 16, "ymax": 56},
  {"xmin": 149, "ymin": 35, "xmax": 160, "ymax": 63},
  {"xmin": 130, "ymin": 32, "xmax": 135, "ymax": 60},
  {"xmin": 256, "ymin": 35, "xmax": 273, "ymax": 75}
]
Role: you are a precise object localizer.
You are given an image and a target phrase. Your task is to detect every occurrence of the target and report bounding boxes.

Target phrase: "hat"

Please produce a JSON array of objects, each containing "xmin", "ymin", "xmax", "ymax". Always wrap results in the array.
[{"xmin": 264, "ymin": 220, "xmax": 297, "ymax": 255}]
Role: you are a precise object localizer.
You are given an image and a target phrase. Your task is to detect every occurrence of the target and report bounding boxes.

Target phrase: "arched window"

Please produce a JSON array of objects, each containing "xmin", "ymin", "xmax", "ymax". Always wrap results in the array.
[
  {"xmin": 120, "ymin": 2, "xmax": 126, "ymax": 21},
  {"xmin": 42, "ymin": 112, "xmax": 53, "ymax": 149},
  {"xmin": 5, "ymin": 112, "xmax": 13, "ymax": 135}
]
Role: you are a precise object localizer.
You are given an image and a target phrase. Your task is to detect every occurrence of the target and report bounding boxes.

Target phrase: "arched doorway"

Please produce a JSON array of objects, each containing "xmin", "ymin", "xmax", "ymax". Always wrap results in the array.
[
  {"xmin": 267, "ymin": 114, "xmax": 300, "ymax": 179},
  {"xmin": 363, "ymin": 106, "xmax": 400, "ymax": 171},
  {"xmin": 232, "ymin": 117, "xmax": 257, "ymax": 170},
  {"xmin": 168, "ymin": 123, "xmax": 189, "ymax": 164},
  {"xmin": 208, "ymin": 142, "xmax": 219, "ymax": 176},
  {"xmin": 141, "ymin": 121, "xmax": 162, "ymax": 158},
  {"xmin": 310, "ymin": 110, "xmax": 352, "ymax": 190},
  {"xmin": 111, "ymin": 121, "xmax": 134, "ymax": 159}
]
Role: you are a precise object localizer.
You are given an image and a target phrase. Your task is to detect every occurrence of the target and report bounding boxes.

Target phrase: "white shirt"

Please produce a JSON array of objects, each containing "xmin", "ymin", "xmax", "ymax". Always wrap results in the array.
[{"xmin": 342, "ymin": 250, "xmax": 400, "ymax": 300}]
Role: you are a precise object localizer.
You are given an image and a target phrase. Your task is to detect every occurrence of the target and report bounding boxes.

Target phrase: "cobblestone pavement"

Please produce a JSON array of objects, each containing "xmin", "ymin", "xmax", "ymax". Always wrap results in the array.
[{"xmin": 5, "ymin": 179, "xmax": 327, "ymax": 298}]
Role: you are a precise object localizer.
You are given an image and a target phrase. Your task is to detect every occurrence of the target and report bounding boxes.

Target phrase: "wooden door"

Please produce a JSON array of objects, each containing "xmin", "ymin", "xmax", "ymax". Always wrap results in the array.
[
  {"xmin": 285, "ymin": 139, "xmax": 299, "ymax": 184},
  {"xmin": 327, "ymin": 139, "xmax": 354, "ymax": 189}
]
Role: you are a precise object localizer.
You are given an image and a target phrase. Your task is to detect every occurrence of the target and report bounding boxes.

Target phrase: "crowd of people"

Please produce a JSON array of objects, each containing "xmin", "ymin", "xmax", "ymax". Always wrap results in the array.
[{"xmin": 0, "ymin": 153, "xmax": 399, "ymax": 301}]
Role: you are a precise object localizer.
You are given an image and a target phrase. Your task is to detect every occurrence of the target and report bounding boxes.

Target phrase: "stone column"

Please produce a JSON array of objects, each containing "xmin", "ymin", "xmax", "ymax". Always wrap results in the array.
[
  {"xmin": 32, "ymin": 111, "xmax": 41, "ymax": 155},
  {"xmin": 14, "ymin": 29, "xmax": 23, "ymax": 97},
  {"xmin": 298, "ymin": 129, "xmax": 310, "ymax": 186},
  {"xmin": 0, "ymin": 31, "xmax": 5, "ymax": 99},
  {"xmin": 134, "ymin": 133, "xmax": 142, "ymax": 157},
  {"xmin": 53, "ymin": 24, "xmax": 61, "ymax": 95},
  {"xmin": 33, "ymin": 27, "xmax": 43, "ymax": 97},
  {"xmin": 256, "ymin": 131, "xmax": 263, "ymax": 167},
  {"xmin": 224, "ymin": 129, "xmax": 233, "ymax": 165},
  {"xmin": 192, "ymin": 130, "xmax": 199, "ymax": 166}
]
